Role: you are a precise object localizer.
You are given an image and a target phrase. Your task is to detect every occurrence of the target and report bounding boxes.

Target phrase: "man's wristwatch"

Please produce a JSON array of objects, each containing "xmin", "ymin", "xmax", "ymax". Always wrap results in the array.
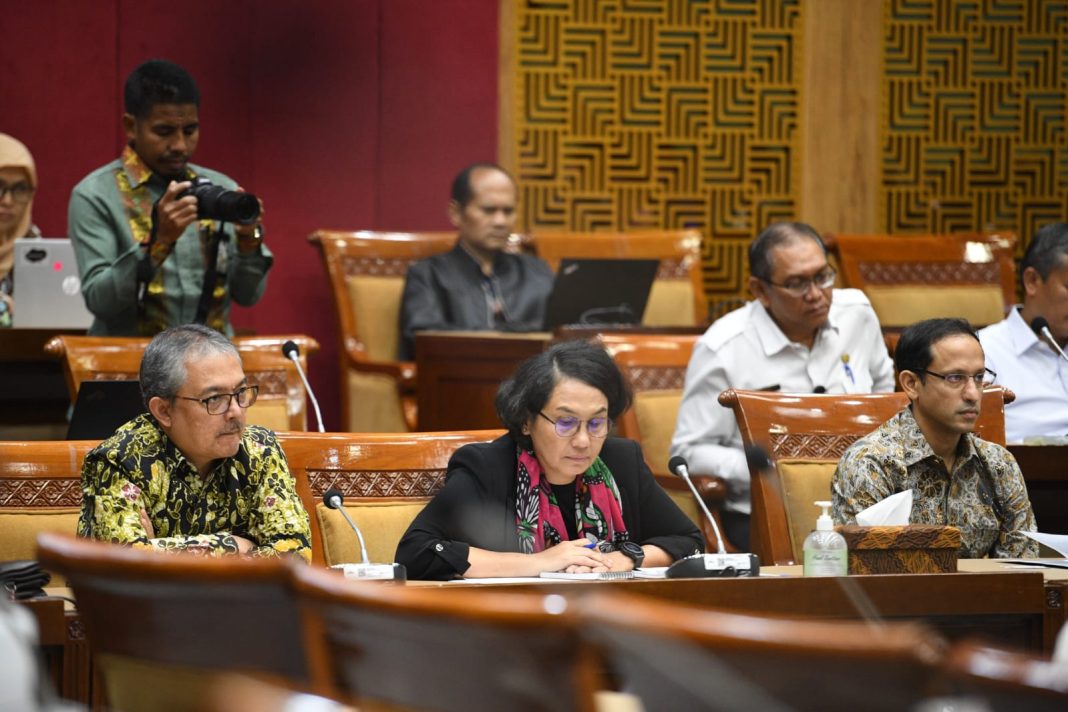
[
  {"xmin": 237, "ymin": 224, "xmax": 264, "ymax": 249},
  {"xmin": 618, "ymin": 541, "xmax": 645, "ymax": 569}
]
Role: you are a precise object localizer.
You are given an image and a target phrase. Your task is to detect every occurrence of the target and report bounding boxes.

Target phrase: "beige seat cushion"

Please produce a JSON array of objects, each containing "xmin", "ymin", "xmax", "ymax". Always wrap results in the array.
[
  {"xmin": 246, "ymin": 400, "xmax": 291, "ymax": 432},
  {"xmin": 865, "ymin": 285, "xmax": 1004, "ymax": 328},
  {"xmin": 97, "ymin": 654, "xmax": 226, "ymax": 712},
  {"xmin": 0, "ymin": 510, "xmax": 80, "ymax": 562},
  {"xmin": 347, "ymin": 370, "xmax": 408, "ymax": 432},
  {"xmin": 775, "ymin": 459, "xmax": 838, "ymax": 562},
  {"xmin": 643, "ymin": 280, "xmax": 697, "ymax": 326},
  {"xmin": 633, "ymin": 391, "xmax": 683, "ymax": 473},
  {"xmin": 346, "ymin": 275, "xmax": 405, "ymax": 361},
  {"xmin": 316, "ymin": 501, "xmax": 430, "ymax": 566}
]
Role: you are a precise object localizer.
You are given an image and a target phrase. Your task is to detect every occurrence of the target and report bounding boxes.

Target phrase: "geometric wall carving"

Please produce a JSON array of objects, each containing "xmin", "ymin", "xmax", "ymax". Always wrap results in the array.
[
  {"xmin": 510, "ymin": 0, "xmax": 803, "ymax": 313},
  {"xmin": 882, "ymin": 0, "xmax": 1068, "ymax": 256}
]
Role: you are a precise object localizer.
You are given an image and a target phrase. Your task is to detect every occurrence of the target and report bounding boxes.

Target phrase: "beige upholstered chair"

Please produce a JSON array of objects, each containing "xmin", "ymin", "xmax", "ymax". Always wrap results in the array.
[
  {"xmin": 308, "ymin": 230, "xmax": 458, "ymax": 432},
  {"xmin": 717, "ymin": 387, "xmax": 1014, "ymax": 565},
  {"xmin": 532, "ymin": 230, "xmax": 707, "ymax": 326},
  {"xmin": 826, "ymin": 232, "xmax": 1017, "ymax": 328},
  {"xmin": 277, "ymin": 429, "xmax": 503, "ymax": 567},
  {"xmin": 43, "ymin": 334, "xmax": 319, "ymax": 432},
  {"xmin": 596, "ymin": 332, "xmax": 732, "ymax": 551}
]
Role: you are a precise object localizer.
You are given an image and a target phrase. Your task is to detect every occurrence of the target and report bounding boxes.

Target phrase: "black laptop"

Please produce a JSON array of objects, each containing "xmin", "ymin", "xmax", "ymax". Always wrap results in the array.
[
  {"xmin": 542, "ymin": 258, "xmax": 659, "ymax": 330},
  {"xmin": 66, "ymin": 380, "xmax": 147, "ymax": 440}
]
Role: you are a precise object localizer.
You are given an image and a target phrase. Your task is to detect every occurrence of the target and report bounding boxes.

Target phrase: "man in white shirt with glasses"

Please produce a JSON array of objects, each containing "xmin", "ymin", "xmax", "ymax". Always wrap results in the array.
[{"xmin": 671, "ymin": 221, "xmax": 895, "ymax": 549}]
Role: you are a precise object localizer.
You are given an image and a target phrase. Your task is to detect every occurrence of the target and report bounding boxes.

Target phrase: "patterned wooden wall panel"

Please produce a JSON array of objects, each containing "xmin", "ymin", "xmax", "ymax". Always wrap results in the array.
[
  {"xmin": 510, "ymin": 0, "xmax": 802, "ymax": 312},
  {"xmin": 882, "ymin": 0, "xmax": 1068, "ymax": 253}
]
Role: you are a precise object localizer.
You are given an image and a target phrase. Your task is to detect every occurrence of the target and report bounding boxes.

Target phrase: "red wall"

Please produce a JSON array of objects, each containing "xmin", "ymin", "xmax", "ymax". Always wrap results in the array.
[{"xmin": 3, "ymin": 0, "xmax": 499, "ymax": 430}]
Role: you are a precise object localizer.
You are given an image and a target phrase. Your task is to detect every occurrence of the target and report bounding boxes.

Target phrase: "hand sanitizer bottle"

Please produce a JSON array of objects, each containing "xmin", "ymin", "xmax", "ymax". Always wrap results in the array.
[{"xmin": 803, "ymin": 500, "xmax": 848, "ymax": 577}]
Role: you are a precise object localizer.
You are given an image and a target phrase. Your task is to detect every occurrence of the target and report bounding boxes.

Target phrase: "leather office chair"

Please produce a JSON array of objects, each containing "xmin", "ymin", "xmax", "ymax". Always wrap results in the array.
[
  {"xmin": 531, "ymin": 229, "xmax": 708, "ymax": 326},
  {"xmin": 308, "ymin": 230, "xmax": 458, "ymax": 432},
  {"xmin": 717, "ymin": 387, "xmax": 1014, "ymax": 565},
  {"xmin": 825, "ymin": 232, "xmax": 1018, "ymax": 329},
  {"xmin": 596, "ymin": 332, "xmax": 733, "ymax": 551},
  {"xmin": 276, "ymin": 429, "xmax": 503, "ymax": 567},
  {"xmin": 941, "ymin": 640, "xmax": 1068, "ymax": 711},
  {"xmin": 43, "ymin": 334, "xmax": 320, "ymax": 432},
  {"xmin": 292, "ymin": 565, "xmax": 599, "ymax": 712},
  {"xmin": 36, "ymin": 532, "xmax": 309, "ymax": 712},
  {"xmin": 581, "ymin": 589, "xmax": 946, "ymax": 712}
]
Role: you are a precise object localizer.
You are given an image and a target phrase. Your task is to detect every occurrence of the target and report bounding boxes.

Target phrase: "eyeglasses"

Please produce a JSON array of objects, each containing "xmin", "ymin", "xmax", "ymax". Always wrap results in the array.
[
  {"xmin": 918, "ymin": 369, "xmax": 997, "ymax": 389},
  {"xmin": 0, "ymin": 182, "xmax": 34, "ymax": 204},
  {"xmin": 538, "ymin": 411, "xmax": 610, "ymax": 438},
  {"xmin": 175, "ymin": 385, "xmax": 259, "ymax": 415},
  {"xmin": 761, "ymin": 267, "xmax": 837, "ymax": 297}
]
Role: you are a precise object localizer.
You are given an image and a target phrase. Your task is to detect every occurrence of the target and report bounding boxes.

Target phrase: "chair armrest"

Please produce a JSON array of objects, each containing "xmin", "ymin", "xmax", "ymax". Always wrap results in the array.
[{"xmin": 340, "ymin": 349, "xmax": 417, "ymax": 392}]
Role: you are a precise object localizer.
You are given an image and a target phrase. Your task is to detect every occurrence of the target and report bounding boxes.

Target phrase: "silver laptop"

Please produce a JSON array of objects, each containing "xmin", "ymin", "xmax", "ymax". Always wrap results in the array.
[{"xmin": 12, "ymin": 238, "xmax": 94, "ymax": 329}]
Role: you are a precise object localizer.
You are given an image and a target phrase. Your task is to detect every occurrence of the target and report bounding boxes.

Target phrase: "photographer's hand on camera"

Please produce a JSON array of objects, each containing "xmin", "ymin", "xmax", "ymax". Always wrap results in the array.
[
  {"xmin": 156, "ymin": 180, "xmax": 199, "ymax": 246},
  {"xmin": 233, "ymin": 189, "xmax": 265, "ymax": 254}
]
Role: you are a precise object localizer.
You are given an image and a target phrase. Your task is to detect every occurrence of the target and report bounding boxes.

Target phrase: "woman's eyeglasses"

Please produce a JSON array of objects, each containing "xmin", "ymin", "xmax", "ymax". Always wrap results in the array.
[
  {"xmin": 0, "ymin": 182, "xmax": 34, "ymax": 204},
  {"xmin": 538, "ymin": 411, "xmax": 610, "ymax": 438}
]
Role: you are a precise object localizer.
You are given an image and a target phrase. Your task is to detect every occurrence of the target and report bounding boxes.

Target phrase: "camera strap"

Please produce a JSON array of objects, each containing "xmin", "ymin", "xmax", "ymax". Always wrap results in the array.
[
  {"xmin": 194, "ymin": 225, "xmax": 225, "ymax": 325},
  {"xmin": 136, "ymin": 202, "xmax": 163, "ymax": 312}
]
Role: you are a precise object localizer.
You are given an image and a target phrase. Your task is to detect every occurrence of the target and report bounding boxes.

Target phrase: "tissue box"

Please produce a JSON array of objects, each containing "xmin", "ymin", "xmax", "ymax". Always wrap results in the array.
[{"xmin": 834, "ymin": 525, "xmax": 960, "ymax": 574}]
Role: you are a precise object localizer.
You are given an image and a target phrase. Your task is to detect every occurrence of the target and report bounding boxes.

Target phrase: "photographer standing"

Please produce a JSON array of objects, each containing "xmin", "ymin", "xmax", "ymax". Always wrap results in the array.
[{"xmin": 68, "ymin": 59, "xmax": 270, "ymax": 336}]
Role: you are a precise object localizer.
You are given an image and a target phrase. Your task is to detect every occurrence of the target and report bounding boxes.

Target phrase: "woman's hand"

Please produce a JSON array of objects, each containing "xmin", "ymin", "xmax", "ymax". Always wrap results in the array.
[{"xmin": 536, "ymin": 539, "xmax": 608, "ymax": 573}]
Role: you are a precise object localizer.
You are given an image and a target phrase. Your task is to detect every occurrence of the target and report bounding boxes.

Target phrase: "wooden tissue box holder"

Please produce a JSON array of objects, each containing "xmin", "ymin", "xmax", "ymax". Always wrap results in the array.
[{"xmin": 834, "ymin": 525, "xmax": 960, "ymax": 574}]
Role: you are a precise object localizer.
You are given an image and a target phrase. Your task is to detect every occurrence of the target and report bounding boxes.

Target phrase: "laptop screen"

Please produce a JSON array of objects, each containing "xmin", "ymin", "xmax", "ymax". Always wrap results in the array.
[
  {"xmin": 12, "ymin": 238, "xmax": 93, "ymax": 329},
  {"xmin": 542, "ymin": 258, "xmax": 659, "ymax": 330}
]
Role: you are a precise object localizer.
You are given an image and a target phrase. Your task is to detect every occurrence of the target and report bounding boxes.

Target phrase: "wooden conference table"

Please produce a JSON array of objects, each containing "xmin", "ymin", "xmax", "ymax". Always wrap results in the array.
[{"xmin": 25, "ymin": 561, "xmax": 1068, "ymax": 708}]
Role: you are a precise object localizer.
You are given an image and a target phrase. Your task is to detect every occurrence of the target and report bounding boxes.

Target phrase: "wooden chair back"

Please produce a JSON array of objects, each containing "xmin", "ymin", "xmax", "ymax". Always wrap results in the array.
[
  {"xmin": 941, "ymin": 641, "xmax": 1068, "ymax": 711},
  {"xmin": 596, "ymin": 333, "xmax": 729, "ymax": 551},
  {"xmin": 0, "ymin": 440, "xmax": 94, "ymax": 566},
  {"xmin": 43, "ymin": 334, "xmax": 319, "ymax": 432},
  {"xmin": 717, "ymin": 387, "xmax": 1014, "ymax": 565},
  {"xmin": 532, "ymin": 230, "xmax": 707, "ymax": 326},
  {"xmin": 292, "ymin": 565, "xmax": 599, "ymax": 712},
  {"xmin": 308, "ymin": 230, "xmax": 460, "ymax": 432},
  {"xmin": 276, "ymin": 429, "xmax": 504, "ymax": 567},
  {"xmin": 581, "ymin": 589, "xmax": 946, "ymax": 712},
  {"xmin": 827, "ymin": 232, "xmax": 1017, "ymax": 328},
  {"xmin": 36, "ymin": 532, "xmax": 308, "ymax": 712}
]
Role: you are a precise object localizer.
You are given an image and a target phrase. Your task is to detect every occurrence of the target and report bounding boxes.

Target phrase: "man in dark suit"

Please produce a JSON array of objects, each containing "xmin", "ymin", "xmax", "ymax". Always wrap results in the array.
[{"xmin": 397, "ymin": 163, "xmax": 553, "ymax": 360}]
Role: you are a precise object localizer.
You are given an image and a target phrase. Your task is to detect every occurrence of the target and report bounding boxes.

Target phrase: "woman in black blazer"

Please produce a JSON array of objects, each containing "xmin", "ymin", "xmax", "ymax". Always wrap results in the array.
[{"xmin": 397, "ymin": 340, "xmax": 704, "ymax": 580}]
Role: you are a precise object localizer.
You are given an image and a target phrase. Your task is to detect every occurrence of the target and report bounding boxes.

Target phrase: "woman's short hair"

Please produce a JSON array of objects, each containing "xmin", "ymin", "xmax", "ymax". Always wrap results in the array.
[
  {"xmin": 139, "ymin": 324, "xmax": 240, "ymax": 408},
  {"xmin": 495, "ymin": 340, "xmax": 633, "ymax": 448}
]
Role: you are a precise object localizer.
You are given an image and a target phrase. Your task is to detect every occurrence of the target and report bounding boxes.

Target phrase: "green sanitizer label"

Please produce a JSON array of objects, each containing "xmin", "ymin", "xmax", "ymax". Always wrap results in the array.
[{"xmin": 803, "ymin": 549, "xmax": 847, "ymax": 576}]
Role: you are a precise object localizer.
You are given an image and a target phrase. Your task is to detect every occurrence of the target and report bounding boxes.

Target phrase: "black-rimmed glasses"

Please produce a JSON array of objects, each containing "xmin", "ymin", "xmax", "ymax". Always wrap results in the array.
[
  {"xmin": 918, "ymin": 369, "xmax": 997, "ymax": 389},
  {"xmin": 0, "ymin": 182, "xmax": 34, "ymax": 204},
  {"xmin": 175, "ymin": 385, "xmax": 259, "ymax": 415},
  {"xmin": 760, "ymin": 267, "xmax": 837, "ymax": 297},
  {"xmin": 538, "ymin": 411, "xmax": 610, "ymax": 438}
]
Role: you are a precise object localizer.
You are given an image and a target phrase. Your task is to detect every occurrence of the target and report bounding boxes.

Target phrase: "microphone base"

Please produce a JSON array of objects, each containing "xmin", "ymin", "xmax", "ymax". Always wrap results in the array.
[
  {"xmin": 666, "ymin": 553, "xmax": 760, "ymax": 579},
  {"xmin": 331, "ymin": 563, "xmax": 407, "ymax": 581}
]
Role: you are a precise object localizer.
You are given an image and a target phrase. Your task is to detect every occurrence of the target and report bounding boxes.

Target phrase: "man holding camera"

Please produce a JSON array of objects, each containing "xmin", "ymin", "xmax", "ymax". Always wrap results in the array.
[{"xmin": 69, "ymin": 59, "xmax": 270, "ymax": 336}]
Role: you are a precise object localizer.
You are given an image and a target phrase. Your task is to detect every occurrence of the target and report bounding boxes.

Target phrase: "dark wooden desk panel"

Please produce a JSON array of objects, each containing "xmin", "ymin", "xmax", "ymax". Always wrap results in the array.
[
  {"xmin": 422, "ymin": 570, "xmax": 1050, "ymax": 653},
  {"xmin": 0, "ymin": 328, "xmax": 79, "ymax": 430},
  {"xmin": 415, "ymin": 332, "xmax": 548, "ymax": 431},
  {"xmin": 1008, "ymin": 444, "xmax": 1068, "ymax": 534}
]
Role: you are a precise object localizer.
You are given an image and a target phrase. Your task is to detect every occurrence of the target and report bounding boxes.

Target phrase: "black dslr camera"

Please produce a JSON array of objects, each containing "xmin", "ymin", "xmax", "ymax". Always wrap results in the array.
[{"xmin": 180, "ymin": 177, "xmax": 260, "ymax": 225}]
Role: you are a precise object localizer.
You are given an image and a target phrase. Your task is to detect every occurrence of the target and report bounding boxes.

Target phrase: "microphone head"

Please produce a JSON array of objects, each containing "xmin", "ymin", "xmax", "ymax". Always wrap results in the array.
[
  {"xmin": 813, "ymin": 385, "xmax": 827, "ymax": 394},
  {"xmin": 282, "ymin": 340, "xmax": 300, "ymax": 359},
  {"xmin": 323, "ymin": 488, "xmax": 343, "ymax": 509},
  {"xmin": 1031, "ymin": 316, "xmax": 1050, "ymax": 335},
  {"xmin": 744, "ymin": 444, "xmax": 773, "ymax": 473},
  {"xmin": 667, "ymin": 455, "xmax": 688, "ymax": 477}
]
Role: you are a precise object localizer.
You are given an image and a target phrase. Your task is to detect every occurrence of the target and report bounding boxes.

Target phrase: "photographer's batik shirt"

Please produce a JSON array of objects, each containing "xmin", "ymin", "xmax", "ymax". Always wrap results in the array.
[
  {"xmin": 78, "ymin": 414, "xmax": 311, "ymax": 561},
  {"xmin": 832, "ymin": 407, "xmax": 1038, "ymax": 559}
]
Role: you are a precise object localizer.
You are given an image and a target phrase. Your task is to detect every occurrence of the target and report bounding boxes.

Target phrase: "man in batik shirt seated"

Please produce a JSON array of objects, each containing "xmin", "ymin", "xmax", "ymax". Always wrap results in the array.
[
  {"xmin": 832, "ymin": 318, "xmax": 1037, "ymax": 559},
  {"xmin": 77, "ymin": 323, "xmax": 312, "ymax": 560}
]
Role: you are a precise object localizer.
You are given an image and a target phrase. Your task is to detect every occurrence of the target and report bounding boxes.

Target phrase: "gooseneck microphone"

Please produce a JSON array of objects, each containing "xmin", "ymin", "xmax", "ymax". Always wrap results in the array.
[
  {"xmin": 282, "ymin": 340, "xmax": 325, "ymax": 432},
  {"xmin": 665, "ymin": 456, "xmax": 760, "ymax": 578},
  {"xmin": 1030, "ymin": 317, "xmax": 1068, "ymax": 364},
  {"xmin": 323, "ymin": 488, "xmax": 406, "ymax": 581}
]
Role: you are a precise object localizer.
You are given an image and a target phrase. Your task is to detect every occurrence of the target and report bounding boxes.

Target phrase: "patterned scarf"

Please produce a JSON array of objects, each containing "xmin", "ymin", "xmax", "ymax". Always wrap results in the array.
[{"xmin": 515, "ymin": 446, "xmax": 629, "ymax": 554}]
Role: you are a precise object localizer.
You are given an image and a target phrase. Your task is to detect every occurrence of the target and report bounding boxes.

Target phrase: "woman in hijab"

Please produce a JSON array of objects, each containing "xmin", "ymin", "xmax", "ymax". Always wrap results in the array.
[{"xmin": 0, "ymin": 133, "xmax": 41, "ymax": 327}]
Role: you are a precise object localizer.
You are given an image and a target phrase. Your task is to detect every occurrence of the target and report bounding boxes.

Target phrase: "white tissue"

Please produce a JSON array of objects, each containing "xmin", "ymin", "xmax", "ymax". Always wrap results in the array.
[{"xmin": 855, "ymin": 490, "xmax": 913, "ymax": 526}]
